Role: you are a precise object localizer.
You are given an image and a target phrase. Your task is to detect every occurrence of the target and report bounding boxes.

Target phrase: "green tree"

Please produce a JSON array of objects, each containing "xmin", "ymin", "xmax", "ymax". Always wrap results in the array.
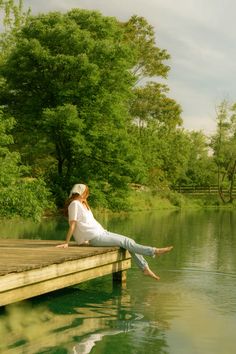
[
  {"xmin": 0, "ymin": 108, "xmax": 53, "ymax": 219},
  {"xmin": 125, "ymin": 19, "xmax": 186, "ymax": 190},
  {"xmin": 211, "ymin": 100, "xmax": 236, "ymax": 203},
  {"xmin": 0, "ymin": 109, "xmax": 20, "ymax": 185},
  {"xmin": 1, "ymin": 9, "xmax": 147, "ymax": 208},
  {"xmin": 1, "ymin": 9, "xmax": 180, "ymax": 210},
  {"xmin": 0, "ymin": 0, "xmax": 30, "ymax": 109},
  {"xmin": 130, "ymin": 82, "xmax": 182, "ymax": 132},
  {"xmin": 129, "ymin": 82, "xmax": 184, "ymax": 187},
  {"xmin": 178, "ymin": 131, "xmax": 215, "ymax": 186},
  {"xmin": 0, "ymin": 0, "xmax": 30, "ymax": 58},
  {"xmin": 42, "ymin": 104, "xmax": 86, "ymax": 179},
  {"xmin": 123, "ymin": 15, "xmax": 170, "ymax": 81}
]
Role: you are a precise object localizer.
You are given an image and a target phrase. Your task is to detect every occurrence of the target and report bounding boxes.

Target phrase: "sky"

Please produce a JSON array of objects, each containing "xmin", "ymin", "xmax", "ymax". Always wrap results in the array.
[{"xmin": 23, "ymin": 0, "xmax": 236, "ymax": 134}]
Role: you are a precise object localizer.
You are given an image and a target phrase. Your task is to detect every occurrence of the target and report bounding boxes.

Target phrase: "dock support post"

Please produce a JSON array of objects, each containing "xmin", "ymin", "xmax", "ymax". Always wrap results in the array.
[{"xmin": 113, "ymin": 270, "xmax": 127, "ymax": 289}]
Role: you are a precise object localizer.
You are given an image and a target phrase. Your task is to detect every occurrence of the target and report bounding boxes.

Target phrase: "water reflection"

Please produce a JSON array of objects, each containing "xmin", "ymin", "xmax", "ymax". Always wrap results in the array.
[
  {"xmin": 0, "ymin": 217, "xmax": 67, "ymax": 241},
  {"xmin": 1, "ymin": 209, "xmax": 236, "ymax": 354},
  {"xmin": 0, "ymin": 283, "xmax": 170, "ymax": 354},
  {"xmin": 72, "ymin": 329, "xmax": 125, "ymax": 354}
]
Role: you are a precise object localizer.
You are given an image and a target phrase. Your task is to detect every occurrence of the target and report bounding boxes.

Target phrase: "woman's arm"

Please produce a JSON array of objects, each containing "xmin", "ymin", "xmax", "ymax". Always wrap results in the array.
[{"xmin": 56, "ymin": 220, "xmax": 76, "ymax": 248}]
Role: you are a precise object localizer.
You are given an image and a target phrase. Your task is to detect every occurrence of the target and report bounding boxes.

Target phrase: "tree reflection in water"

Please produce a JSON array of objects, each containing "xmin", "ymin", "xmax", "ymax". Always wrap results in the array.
[{"xmin": 0, "ymin": 283, "xmax": 169, "ymax": 354}]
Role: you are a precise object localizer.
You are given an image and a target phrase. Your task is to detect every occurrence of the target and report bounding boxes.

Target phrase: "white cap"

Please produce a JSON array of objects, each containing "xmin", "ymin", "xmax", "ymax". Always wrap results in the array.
[{"xmin": 69, "ymin": 184, "xmax": 87, "ymax": 197}]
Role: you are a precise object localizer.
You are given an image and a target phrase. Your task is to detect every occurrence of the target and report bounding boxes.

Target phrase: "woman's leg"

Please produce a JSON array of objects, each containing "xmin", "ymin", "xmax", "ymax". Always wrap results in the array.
[
  {"xmin": 90, "ymin": 231, "xmax": 170, "ymax": 280},
  {"xmin": 90, "ymin": 231, "xmax": 154, "ymax": 268},
  {"xmin": 91, "ymin": 231, "xmax": 155, "ymax": 256}
]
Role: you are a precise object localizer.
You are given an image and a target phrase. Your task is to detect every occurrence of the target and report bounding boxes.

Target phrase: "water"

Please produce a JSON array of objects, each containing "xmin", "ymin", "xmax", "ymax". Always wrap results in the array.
[{"xmin": 0, "ymin": 209, "xmax": 236, "ymax": 354}]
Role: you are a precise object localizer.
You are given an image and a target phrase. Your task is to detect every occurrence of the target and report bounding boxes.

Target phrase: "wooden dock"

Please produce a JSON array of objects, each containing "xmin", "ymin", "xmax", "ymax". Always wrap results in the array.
[{"xmin": 0, "ymin": 239, "xmax": 131, "ymax": 307}]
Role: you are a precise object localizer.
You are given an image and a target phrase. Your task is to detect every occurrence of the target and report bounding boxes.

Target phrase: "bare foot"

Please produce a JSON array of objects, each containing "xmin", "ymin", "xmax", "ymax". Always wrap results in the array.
[
  {"xmin": 155, "ymin": 246, "xmax": 173, "ymax": 256},
  {"xmin": 143, "ymin": 266, "xmax": 160, "ymax": 281}
]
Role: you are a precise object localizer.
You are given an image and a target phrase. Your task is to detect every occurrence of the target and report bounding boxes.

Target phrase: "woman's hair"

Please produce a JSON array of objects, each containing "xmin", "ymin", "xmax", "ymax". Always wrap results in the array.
[
  {"xmin": 63, "ymin": 185, "xmax": 90, "ymax": 217},
  {"xmin": 63, "ymin": 193, "xmax": 80, "ymax": 217}
]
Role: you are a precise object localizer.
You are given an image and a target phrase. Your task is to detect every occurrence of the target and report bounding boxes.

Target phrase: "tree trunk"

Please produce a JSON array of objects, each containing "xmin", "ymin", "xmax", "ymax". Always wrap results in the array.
[
  {"xmin": 217, "ymin": 165, "xmax": 226, "ymax": 203},
  {"xmin": 229, "ymin": 159, "xmax": 236, "ymax": 203},
  {"xmin": 55, "ymin": 141, "xmax": 64, "ymax": 177}
]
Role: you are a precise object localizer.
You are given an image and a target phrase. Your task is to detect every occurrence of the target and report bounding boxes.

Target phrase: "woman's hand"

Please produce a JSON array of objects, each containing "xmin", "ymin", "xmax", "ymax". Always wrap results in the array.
[
  {"xmin": 56, "ymin": 243, "xmax": 69, "ymax": 248},
  {"xmin": 57, "ymin": 220, "xmax": 76, "ymax": 249}
]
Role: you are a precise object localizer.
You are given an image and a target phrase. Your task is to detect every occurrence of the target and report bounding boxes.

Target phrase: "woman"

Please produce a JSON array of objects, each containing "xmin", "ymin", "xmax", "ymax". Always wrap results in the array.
[{"xmin": 56, "ymin": 183, "xmax": 173, "ymax": 280}]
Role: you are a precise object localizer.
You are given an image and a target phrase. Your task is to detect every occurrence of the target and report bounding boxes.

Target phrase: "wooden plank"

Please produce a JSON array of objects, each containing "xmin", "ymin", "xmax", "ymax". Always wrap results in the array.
[
  {"xmin": 0, "ymin": 249, "xmax": 130, "ymax": 292},
  {"xmin": 0, "ymin": 241, "xmax": 122, "ymax": 275},
  {"xmin": 0, "ymin": 239, "xmax": 63, "ymax": 245},
  {"xmin": 0, "ymin": 239, "xmax": 132, "ymax": 306},
  {"xmin": 0, "ymin": 259, "xmax": 131, "ymax": 306}
]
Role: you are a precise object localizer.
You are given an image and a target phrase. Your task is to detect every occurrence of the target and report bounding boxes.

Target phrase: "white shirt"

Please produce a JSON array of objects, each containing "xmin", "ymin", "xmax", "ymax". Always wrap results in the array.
[{"xmin": 68, "ymin": 200, "xmax": 105, "ymax": 244}]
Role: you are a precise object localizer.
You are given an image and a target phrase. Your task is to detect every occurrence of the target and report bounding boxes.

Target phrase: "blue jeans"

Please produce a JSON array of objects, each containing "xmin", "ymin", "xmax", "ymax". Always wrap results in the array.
[{"xmin": 90, "ymin": 230, "xmax": 156, "ymax": 270}]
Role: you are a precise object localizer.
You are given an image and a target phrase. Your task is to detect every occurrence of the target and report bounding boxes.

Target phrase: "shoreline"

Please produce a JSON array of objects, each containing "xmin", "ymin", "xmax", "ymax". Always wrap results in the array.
[{"xmin": 0, "ymin": 190, "xmax": 236, "ymax": 222}]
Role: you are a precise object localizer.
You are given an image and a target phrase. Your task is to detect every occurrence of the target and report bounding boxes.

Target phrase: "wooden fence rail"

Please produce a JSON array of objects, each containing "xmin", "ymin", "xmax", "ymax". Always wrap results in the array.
[{"xmin": 173, "ymin": 185, "xmax": 236, "ymax": 195}]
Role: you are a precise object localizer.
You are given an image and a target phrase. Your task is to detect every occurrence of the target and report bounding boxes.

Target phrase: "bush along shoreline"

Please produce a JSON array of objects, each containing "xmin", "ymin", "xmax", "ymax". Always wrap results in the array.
[{"xmin": 1, "ymin": 186, "xmax": 236, "ymax": 222}]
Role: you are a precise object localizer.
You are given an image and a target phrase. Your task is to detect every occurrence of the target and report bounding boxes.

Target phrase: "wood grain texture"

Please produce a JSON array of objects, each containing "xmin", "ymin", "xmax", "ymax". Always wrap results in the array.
[{"xmin": 0, "ymin": 239, "xmax": 131, "ymax": 306}]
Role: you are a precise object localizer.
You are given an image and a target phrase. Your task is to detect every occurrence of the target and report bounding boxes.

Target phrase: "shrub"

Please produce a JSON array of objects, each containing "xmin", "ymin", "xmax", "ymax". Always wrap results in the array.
[
  {"xmin": 0, "ymin": 179, "xmax": 55, "ymax": 221},
  {"xmin": 164, "ymin": 190, "xmax": 185, "ymax": 207}
]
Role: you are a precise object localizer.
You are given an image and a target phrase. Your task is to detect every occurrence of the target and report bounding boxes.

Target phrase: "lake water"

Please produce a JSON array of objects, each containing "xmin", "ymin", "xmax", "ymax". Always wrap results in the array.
[{"xmin": 0, "ymin": 209, "xmax": 236, "ymax": 354}]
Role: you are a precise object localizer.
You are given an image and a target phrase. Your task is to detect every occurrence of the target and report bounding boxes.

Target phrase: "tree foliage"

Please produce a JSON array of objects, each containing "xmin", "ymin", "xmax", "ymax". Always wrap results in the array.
[
  {"xmin": 123, "ymin": 16, "xmax": 170, "ymax": 81},
  {"xmin": 0, "ymin": 108, "xmax": 54, "ymax": 219},
  {"xmin": 0, "ymin": 3, "xmax": 228, "ymax": 216},
  {"xmin": 211, "ymin": 100, "xmax": 236, "ymax": 203},
  {"xmin": 1, "ymin": 9, "xmax": 149, "ymax": 208},
  {"xmin": 0, "ymin": 0, "xmax": 30, "ymax": 58},
  {"xmin": 0, "ymin": 109, "xmax": 20, "ymax": 185},
  {"xmin": 129, "ymin": 82, "xmax": 185, "ymax": 187},
  {"xmin": 182, "ymin": 131, "xmax": 215, "ymax": 186}
]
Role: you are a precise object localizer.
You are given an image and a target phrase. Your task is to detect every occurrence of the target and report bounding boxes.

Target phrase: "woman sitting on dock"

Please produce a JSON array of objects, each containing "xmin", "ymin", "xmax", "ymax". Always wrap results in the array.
[{"xmin": 56, "ymin": 184, "xmax": 173, "ymax": 280}]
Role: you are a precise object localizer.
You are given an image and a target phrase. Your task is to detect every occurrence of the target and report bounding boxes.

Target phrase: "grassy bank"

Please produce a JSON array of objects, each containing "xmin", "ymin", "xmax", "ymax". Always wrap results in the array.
[
  {"xmin": 2, "ymin": 189, "xmax": 235, "ymax": 222},
  {"xmin": 127, "ymin": 190, "xmax": 178, "ymax": 211},
  {"xmin": 125, "ymin": 189, "xmax": 236, "ymax": 212}
]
